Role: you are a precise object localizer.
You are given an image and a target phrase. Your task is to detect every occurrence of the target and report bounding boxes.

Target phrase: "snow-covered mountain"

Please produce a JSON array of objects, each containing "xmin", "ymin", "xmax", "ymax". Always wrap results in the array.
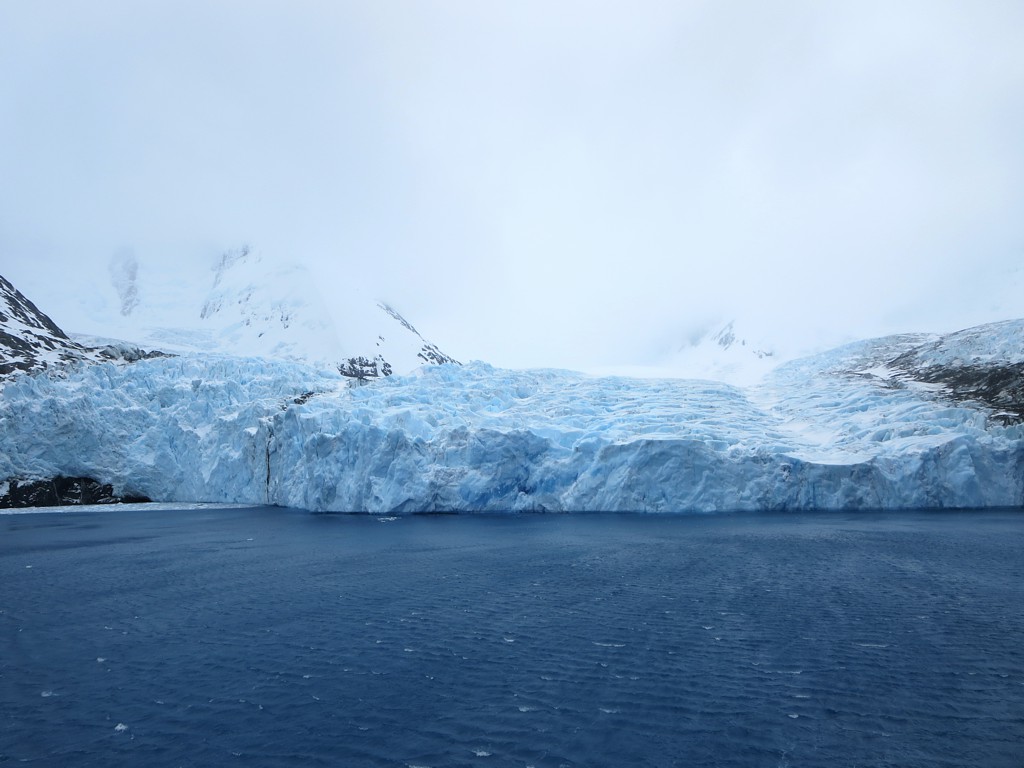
[
  {"xmin": 0, "ymin": 274, "xmax": 90, "ymax": 376},
  {"xmin": 0, "ymin": 273, "xmax": 172, "ymax": 382},
  {"xmin": 191, "ymin": 247, "xmax": 458, "ymax": 377},
  {"xmin": 670, "ymin": 320, "xmax": 780, "ymax": 384},
  {"xmin": 592, "ymin": 319, "xmax": 785, "ymax": 385},
  {"xmin": 20, "ymin": 246, "xmax": 458, "ymax": 380},
  {"xmin": 2, "ymin": 271, "xmax": 1021, "ymax": 512}
]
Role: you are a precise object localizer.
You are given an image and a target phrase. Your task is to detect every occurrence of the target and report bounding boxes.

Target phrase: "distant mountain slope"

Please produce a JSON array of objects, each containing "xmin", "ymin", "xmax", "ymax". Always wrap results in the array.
[
  {"xmin": 195, "ymin": 247, "xmax": 458, "ymax": 378},
  {"xmin": 0, "ymin": 274, "xmax": 89, "ymax": 376},
  {"xmin": 887, "ymin": 321, "xmax": 1024, "ymax": 423},
  {"xmin": 754, "ymin": 319, "xmax": 1024, "ymax": 472},
  {"xmin": 0, "ymin": 273, "xmax": 157, "ymax": 379},
  {"xmin": 682, "ymin": 320, "xmax": 779, "ymax": 383},
  {"xmin": 766, "ymin": 319, "xmax": 1024, "ymax": 424},
  {"xmin": 3, "ymin": 243, "xmax": 462, "ymax": 386},
  {"xmin": 595, "ymin": 319, "xmax": 783, "ymax": 384},
  {"xmin": 20, "ymin": 245, "xmax": 460, "ymax": 379}
]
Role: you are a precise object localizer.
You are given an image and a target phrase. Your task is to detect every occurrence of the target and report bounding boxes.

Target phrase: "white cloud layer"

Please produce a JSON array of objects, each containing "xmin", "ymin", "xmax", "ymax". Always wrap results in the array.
[{"xmin": 2, "ymin": 1, "xmax": 1022, "ymax": 370}]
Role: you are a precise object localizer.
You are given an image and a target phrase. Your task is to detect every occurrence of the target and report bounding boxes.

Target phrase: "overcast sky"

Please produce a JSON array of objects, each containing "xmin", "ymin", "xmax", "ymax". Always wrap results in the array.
[{"xmin": 2, "ymin": 1, "xmax": 1022, "ymax": 370}]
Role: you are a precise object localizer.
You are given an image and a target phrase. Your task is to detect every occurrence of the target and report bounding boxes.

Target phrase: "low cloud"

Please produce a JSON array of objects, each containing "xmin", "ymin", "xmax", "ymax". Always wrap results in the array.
[{"xmin": 2, "ymin": 1, "xmax": 1022, "ymax": 369}]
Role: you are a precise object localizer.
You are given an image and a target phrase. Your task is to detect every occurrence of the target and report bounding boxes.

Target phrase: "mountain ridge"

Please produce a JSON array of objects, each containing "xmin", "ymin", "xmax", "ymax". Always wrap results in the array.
[
  {"xmin": 1, "ymin": 244, "xmax": 461, "ymax": 382},
  {"xmin": 0, "ymin": 274, "xmax": 89, "ymax": 376}
]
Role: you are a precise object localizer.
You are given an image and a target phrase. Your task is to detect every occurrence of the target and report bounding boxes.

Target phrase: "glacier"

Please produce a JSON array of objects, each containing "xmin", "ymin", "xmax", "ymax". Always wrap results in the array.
[{"xmin": 2, "ymin": 319, "xmax": 1022, "ymax": 512}]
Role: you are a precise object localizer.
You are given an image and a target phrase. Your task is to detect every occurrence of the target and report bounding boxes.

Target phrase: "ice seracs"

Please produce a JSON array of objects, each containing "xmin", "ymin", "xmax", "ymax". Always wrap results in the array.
[{"xmin": 1, "ymin": 272, "xmax": 1021, "ymax": 513}]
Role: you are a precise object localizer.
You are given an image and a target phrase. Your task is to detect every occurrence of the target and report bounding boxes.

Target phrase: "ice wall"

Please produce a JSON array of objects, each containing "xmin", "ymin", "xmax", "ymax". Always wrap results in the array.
[{"xmin": 2, "ymin": 345, "xmax": 1021, "ymax": 513}]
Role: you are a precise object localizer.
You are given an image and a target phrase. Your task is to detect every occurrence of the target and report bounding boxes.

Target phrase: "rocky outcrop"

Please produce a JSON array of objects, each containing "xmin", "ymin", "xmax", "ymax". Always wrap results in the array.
[
  {"xmin": 0, "ymin": 476, "xmax": 151, "ymax": 508},
  {"xmin": 0, "ymin": 275, "xmax": 89, "ymax": 376}
]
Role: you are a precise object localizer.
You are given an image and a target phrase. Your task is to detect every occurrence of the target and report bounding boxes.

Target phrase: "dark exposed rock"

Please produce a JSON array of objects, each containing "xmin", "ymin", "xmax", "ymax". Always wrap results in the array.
[
  {"xmin": 878, "ymin": 322, "xmax": 1024, "ymax": 425},
  {"xmin": 379, "ymin": 301, "xmax": 460, "ymax": 367},
  {"xmin": 418, "ymin": 342, "xmax": 459, "ymax": 366},
  {"xmin": 895, "ymin": 362, "xmax": 1024, "ymax": 425},
  {"xmin": 94, "ymin": 341, "xmax": 171, "ymax": 364},
  {"xmin": 0, "ymin": 476, "xmax": 151, "ymax": 508},
  {"xmin": 338, "ymin": 355, "xmax": 386, "ymax": 381}
]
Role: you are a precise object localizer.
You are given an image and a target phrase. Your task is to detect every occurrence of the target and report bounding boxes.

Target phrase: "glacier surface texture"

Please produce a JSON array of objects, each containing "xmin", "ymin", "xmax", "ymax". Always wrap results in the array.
[{"xmin": 2, "ymin": 319, "xmax": 1023, "ymax": 513}]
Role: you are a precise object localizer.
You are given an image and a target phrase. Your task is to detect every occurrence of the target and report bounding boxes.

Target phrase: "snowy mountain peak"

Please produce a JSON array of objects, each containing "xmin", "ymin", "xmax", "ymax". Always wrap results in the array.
[
  {"xmin": 379, "ymin": 302, "xmax": 419, "ymax": 335},
  {"xmin": 616, "ymin": 319, "xmax": 782, "ymax": 385},
  {"xmin": 712, "ymin": 321, "xmax": 738, "ymax": 349},
  {"xmin": 3, "ymin": 243, "xmax": 462, "ymax": 382},
  {"xmin": 33, "ymin": 244, "xmax": 460, "ymax": 378},
  {"xmin": 196, "ymin": 249, "xmax": 339, "ymax": 362},
  {"xmin": 0, "ymin": 274, "xmax": 86, "ymax": 375},
  {"xmin": 190, "ymin": 247, "xmax": 459, "ymax": 377},
  {"xmin": 377, "ymin": 302, "xmax": 460, "ymax": 367},
  {"xmin": 708, "ymin": 320, "xmax": 775, "ymax": 360}
]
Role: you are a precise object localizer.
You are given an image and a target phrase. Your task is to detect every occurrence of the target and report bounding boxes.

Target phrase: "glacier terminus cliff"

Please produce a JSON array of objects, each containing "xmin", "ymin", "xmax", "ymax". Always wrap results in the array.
[{"xmin": 2, "ymin": 315, "xmax": 1022, "ymax": 512}]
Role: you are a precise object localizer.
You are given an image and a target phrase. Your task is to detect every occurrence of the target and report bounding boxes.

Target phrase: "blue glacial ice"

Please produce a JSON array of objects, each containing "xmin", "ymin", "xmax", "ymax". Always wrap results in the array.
[{"xmin": 1, "ymin": 321, "xmax": 1022, "ymax": 512}]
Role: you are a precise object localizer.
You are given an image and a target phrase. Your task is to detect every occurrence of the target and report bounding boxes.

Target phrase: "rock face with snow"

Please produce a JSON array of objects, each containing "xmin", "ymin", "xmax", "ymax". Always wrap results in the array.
[
  {"xmin": 2, "ymin": 276, "xmax": 1022, "ymax": 513},
  {"xmin": 0, "ymin": 274, "xmax": 90, "ymax": 376},
  {"xmin": 1, "ymin": 274, "xmax": 168, "ymax": 381},
  {"xmin": 886, "ymin": 321, "xmax": 1024, "ymax": 423},
  {"xmin": 199, "ymin": 247, "xmax": 460, "ymax": 379},
  {"xmin": 85, "ymin": 246, "xmax": 460, "ymax": 379},
  {"xmin": 613, "ymin": 319, "xmax": 782, "ymax": 385}
]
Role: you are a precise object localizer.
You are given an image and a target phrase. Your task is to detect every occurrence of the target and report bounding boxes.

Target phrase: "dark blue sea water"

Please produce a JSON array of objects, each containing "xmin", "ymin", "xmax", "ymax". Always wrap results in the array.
[{"xmin": 2, "ymin": 507, "xmax": 1023, "ymax": 767}]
